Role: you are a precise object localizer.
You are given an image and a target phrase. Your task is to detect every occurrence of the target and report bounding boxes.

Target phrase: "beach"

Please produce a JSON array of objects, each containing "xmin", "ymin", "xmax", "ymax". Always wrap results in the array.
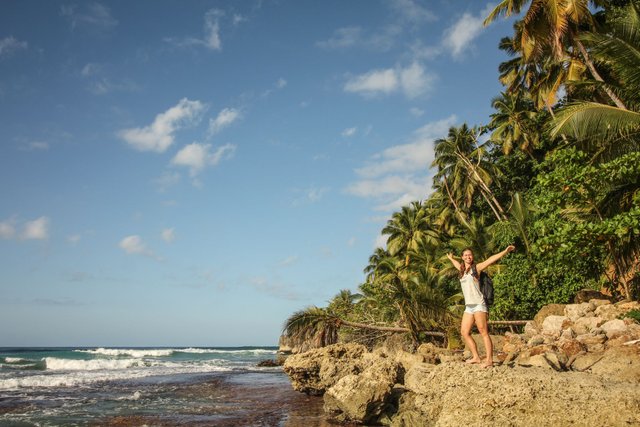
[{"xmin": 0, "ymin": 347, "xmax": 330, "ymax": 426}]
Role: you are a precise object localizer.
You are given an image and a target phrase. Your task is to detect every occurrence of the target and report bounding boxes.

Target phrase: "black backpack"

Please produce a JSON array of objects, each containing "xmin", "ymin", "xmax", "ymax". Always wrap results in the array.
[{"xmin": 471, "ymin": 265, "xmax": 494, "ymax": 307}]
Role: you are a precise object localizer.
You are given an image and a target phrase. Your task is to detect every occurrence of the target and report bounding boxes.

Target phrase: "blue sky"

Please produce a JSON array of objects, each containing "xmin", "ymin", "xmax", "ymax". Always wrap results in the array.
[{"xmin": 0, "ymin": 0, "xmax": 513, "ymax": 346}]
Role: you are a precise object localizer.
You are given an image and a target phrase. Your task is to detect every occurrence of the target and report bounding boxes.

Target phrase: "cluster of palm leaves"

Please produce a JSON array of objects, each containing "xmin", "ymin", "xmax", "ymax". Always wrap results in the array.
[{"xmin": 283, "ymin": 1, "xmax": 640, "ymax": 350}]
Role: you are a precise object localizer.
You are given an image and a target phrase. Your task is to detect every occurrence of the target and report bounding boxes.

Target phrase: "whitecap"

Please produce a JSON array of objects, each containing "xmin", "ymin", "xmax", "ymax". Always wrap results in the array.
[
  {"xmin": 74, "ymin": 348, "xmax": 174, "ymax": 358},
  {"xmin": 44, "ymin": 357, "xmax": 141, "ymax": 371},
  {"xmin": 179, "ymin": 348, "xmax": 277, "ymax": 355}
]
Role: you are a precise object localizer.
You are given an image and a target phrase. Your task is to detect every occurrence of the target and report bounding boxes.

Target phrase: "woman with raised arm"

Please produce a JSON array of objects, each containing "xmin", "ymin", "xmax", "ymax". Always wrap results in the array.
[{"xmin": 446, "ymin": 245, "xmax": 515, "ymax": 368}]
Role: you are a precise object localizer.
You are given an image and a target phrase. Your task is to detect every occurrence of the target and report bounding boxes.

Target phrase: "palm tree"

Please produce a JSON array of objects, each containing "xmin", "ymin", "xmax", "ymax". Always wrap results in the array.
[
  {"xmin": 363, "ymin": 247, "xmax": 390, "ymax": 283},
  {"xmin": 484, "ymin": 0, "xmax": 628, "ymax": 110},
  {"xmin": 382, "ymin": 201, "xmax": 436, "ymax": 266},
  {"xmin": 432, "ymin": 125, "xmax": 507, "ymax": 221},
  {"xmin": 504, "ymin": 192, "xmax": 535, "ymax": 255},
  {"xmin": 488, "ymin": 91, "xmax": 539, "ymax": 155},
  {"xmin": 549, "ymin": 3, "xmax": 640, "ymax": 149}
]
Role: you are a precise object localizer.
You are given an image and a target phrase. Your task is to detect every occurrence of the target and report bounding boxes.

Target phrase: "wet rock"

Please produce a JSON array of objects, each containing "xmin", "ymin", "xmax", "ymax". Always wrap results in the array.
[{"xmin": 257, "ymin": 359, "xmax": 280, "ymax": 367}]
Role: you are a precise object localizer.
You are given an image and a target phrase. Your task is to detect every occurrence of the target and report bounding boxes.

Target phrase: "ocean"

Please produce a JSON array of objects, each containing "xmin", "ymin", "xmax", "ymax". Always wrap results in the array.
[{"xmin": 0, "ymin": 347, "xmax": 328, "ymax": 426}]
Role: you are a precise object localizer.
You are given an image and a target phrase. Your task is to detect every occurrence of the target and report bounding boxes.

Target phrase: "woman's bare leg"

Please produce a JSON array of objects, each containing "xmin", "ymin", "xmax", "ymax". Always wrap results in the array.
[
  {"xmin": 474, "ymin": 311, "xmax": 493, "ymax": 368},
  {"xmin": 461, "ymin": 313, "xmax": 481, "ymax": 363}
]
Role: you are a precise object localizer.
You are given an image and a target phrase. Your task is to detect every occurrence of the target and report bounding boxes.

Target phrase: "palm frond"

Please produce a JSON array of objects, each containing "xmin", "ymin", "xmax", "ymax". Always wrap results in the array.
[{"xmin": 549, "ymin": 101, "xmax": 640, "ymax": 140}]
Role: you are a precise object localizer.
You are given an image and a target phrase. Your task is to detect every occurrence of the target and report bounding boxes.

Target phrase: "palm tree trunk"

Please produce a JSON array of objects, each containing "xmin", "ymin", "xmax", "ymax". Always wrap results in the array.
[
  {"xmin": 337, "ymin": 319, "xmax": 446, "ymax": 337},
  {"xmin": 575, "ymin": 39, "xmax": 627, "ymax": 110},
  {"xmin": 457, "ymin": 152, "xmax": 508, "ymax": 220}
]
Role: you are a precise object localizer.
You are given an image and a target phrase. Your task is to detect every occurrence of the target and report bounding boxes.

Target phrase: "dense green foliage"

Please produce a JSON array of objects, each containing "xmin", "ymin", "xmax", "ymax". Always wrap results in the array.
[{"xmin": 284, "ymin": 1, "xmax": 640, "ymax": 349}]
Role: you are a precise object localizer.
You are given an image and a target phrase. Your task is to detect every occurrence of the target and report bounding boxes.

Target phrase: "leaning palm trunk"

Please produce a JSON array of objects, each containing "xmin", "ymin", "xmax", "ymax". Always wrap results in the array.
[
  {"xmin": 574, "ymin": 39, "xmax": 628, "ymax": 111},
  {"xmin": 457, "ymin": 151, "xmax": 507, "ymax": 221},
  {"xmin": 336, "ymin": 319, "xmax": 446, "ymax": 337}
]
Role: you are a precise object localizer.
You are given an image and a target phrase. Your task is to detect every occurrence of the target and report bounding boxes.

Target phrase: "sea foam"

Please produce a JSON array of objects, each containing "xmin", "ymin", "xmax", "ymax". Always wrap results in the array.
[
  {"xmin": 74, "ymin": 348, "xmax": 174, "ymax": 358},
  {"xmin": 44, "ymin": 357, "xmax": 141, "ymax": 371}
]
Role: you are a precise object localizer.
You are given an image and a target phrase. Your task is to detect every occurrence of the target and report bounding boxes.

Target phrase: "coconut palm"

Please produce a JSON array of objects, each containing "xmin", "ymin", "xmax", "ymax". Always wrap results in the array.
[
  {"xmin": 489, "ymin": 91, "xmax": 539, "ymax": 155},
  {"xmin": 382, "ymin": 201, "xmax": 437, "ymax": 266},
  {"xmin": 484, "ymin": 0, "xmax": 628, "ymax": 110},
  {"xmin": 550, "ymin": 3, "xmax": 640, "ymax": 150},
  {"xmin": 432, "ymin": 125, "xmax": 507, "ymax": 221}
]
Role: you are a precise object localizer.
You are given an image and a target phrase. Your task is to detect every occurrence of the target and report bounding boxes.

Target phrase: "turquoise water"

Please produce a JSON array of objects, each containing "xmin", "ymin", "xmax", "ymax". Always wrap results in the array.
[{"xmin": 0, "ymin": 347, "xmax": 326, "ymax": 426}]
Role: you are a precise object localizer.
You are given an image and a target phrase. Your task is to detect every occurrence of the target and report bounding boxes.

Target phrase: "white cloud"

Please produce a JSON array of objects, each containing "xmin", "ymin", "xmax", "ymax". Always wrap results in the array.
[
  {"xmin": 293, "ymin": 186, "xmax": 329, "ymax": 206},
  {"xmin": 410, "ymin": 107, "xmax": 424, "ymax": 117},
  {"xmin": 374, "ymin": 234, "xmax": 389, "ymax": 249},
  {"xmin": 81, "ymin": 63, "xmax": 101, "ymax": 77},
  {"xmin": 119, "ymin": 235, "xmax": 158, "ymax": 259},
  {"xmin": 118, "ymin": 98, "xmax": 206, "ymax": 153},
  {"xmin": 354, "ymin": 115, "xmax": 456, "ymax": 179},
  {"xmin": 22, "ymin": 216, "xmax": 50, "ymax": 240},
  {"xmin": 442, "ymin": 4, "xmax": 494, "ymax": 58},
  {"xmin": 317, "ymin": 27, "xmax": 362, "ymax": 49},
  {"xmin": 171, "ymin": 142, "xmax": 236, "ymax": 177},
  {"xmin": 344, "ymin": 68, "xmax": 398, "ymax": 97},
  {"xmin": 67, "ymin": 234, "xmax": 82, "ymax": 244},
  {"xmin": 346, "ymin": 175, "xmax": 429, "ymax": 199},
  {"xmin": 342, "ymin": 127, "xmax": 357, "ymax": 137},
  {"xmin": 208, "ymin": 108, "xmax": 241, "ymax": 135},
  {"xmin": 0, "ymin": 219, "xmax": 16, "ymax": 239},
  {"xmin": 18, "ymin": 141, "xmax": 50, "ymax": 151},
  {"xmin": 413, "ymin": 114, "xmax": 459, "ymax": 140},
  {"xmin": 164, "ymin": 8, "xmax": 225, "ymax": 51},
  {"xmin": 161, "ymin": 228, "xmax": 176, "ymax": 243},
  {"xmin": 262, "ymin": 78, "xmax": 288, "ymax": 98},
  {"xmin": 345, "ymin": 116, "xmax": 457, "ymax": 212},
  {"xmin": 154, "ymin": 171, "xmax": 181, "ymax": 193},
  {"xmin": 203, "ymin": 9, "xmax": 223, "ymax": 50},
  {"xmin": 344, "ymin": 63, "xmax": 434, "ymax": 99},
  {"xmin": 0, "ymin": 36, "xmax": 28, "ymax": 58},
  {"xmin": 279, "ymin": 255, "xmax": 298, "ymax": 267},
  {"xmin": 60, "ymin": 2, "xmax": 118, "ymax": 31},
  {"xmin": 248, "ymin": 277, "xmax": 302, "ymax": 301},
  {"xmin": 390, "ymin": 0, "xmax": 437, "ymax": 24},
  {"xmin": 347, "ymin": 237, "xmax": 357, "ymax": 247}
]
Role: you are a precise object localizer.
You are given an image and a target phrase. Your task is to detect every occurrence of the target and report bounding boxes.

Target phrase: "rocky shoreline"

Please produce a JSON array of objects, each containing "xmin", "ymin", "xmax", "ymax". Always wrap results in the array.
[{"xmin": 283, "ymin": 299, "xmax": 640, "ymax": 426}]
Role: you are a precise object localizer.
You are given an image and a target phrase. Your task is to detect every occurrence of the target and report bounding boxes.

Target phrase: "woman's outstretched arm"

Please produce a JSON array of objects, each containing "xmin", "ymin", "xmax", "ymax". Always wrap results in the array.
[
  {"xmin": 446, "ymin": 253, "xmax": 462, "ymax": 271},
  {"xmin": 476, "ymin": 245, "xmax": 515, "ymax": 272}
]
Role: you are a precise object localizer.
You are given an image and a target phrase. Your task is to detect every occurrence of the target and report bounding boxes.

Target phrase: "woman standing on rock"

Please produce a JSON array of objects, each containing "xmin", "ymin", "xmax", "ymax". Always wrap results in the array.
[{"xmin": 447, "ymin": 246, "xmax": 515, "ymax": 368}]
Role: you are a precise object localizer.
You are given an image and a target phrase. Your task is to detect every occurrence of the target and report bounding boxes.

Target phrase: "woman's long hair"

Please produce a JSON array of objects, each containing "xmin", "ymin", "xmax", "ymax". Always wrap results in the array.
[{"xmin": 458, "ymin": 248, "xmax": 475, "ymax": 279}]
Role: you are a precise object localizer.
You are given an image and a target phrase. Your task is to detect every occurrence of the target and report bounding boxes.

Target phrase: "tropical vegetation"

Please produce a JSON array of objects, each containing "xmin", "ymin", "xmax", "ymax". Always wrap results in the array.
[{"xmin": 283, "ymin": 0, "xmax": 640, "ymax": 350}]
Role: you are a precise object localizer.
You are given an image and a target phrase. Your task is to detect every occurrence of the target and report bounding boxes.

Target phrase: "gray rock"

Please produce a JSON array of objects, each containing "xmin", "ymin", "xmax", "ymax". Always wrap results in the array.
[
  {"xmin": 283, "ymin": 343, "xmax": 367, "ymax": 395},
  {"xmin": 323, "ymin": 359, "xmax": 400, "ymax": 424}
]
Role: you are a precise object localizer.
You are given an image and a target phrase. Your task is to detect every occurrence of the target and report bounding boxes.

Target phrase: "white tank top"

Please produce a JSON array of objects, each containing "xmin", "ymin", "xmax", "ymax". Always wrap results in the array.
[{"xmin": 460, "ymin": 270, "xmax": 485, "ymax": 305}]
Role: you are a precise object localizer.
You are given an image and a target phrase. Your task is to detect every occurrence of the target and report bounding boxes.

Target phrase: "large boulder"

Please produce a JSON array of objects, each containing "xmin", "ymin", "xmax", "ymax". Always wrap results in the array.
[
  {"xmin": 323, "ymin": 358, "xmax": 401, "ymax": 424},
  {"xmin": 534, "ymin": 304, "xmax": 566, "ymax": 327},
  {"xmin": 394, "ymin": 362, "xmax": 640, "ymax": 426},
  {"xmin": 564, "ymin": 303, "xmax": 594, "ymax": 320},
  {"xmin": 573, "ymin": 289, "xmax": 613, "ymax": 303},
  {"xmin": 282, "ymin": 343, "xmax": 367, "ymax": 395},
  {"xmin": 541, "ymin": 315, "xmax": 570, "ymax": 336}
]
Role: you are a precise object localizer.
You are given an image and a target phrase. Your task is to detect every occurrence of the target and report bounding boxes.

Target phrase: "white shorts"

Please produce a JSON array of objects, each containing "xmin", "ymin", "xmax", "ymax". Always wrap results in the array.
[{"xmin": 464, "ymin": 303, "xmax": 488, "ymax": 314}]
